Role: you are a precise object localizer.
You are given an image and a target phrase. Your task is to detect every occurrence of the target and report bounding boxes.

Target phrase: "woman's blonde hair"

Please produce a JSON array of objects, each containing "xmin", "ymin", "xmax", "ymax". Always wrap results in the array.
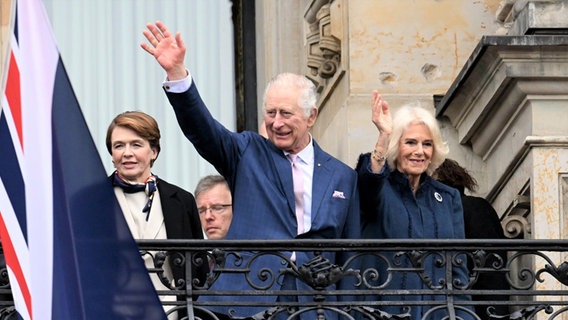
[{"xmin": 384, "ymin": 102, "xmax": 449, "ymax": 175}]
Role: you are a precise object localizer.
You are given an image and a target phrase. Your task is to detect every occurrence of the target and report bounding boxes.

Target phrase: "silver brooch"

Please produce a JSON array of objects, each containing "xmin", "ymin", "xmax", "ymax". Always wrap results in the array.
[{"xmin": 434, "ymin": 192, "xmax": 443, "ymax": 202}]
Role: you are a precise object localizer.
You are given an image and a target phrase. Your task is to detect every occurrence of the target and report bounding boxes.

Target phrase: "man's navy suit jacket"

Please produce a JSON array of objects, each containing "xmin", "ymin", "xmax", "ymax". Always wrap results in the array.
[{"xmin": 165, "ymin": 82, "xmax": 361, "ymax": 317}]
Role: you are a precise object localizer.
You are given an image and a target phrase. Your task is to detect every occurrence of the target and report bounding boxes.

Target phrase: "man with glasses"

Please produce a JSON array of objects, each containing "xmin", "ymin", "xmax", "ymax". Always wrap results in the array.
[{"xmin": 194, "ymin": 175, "xmax": 233, "ymax": 240}]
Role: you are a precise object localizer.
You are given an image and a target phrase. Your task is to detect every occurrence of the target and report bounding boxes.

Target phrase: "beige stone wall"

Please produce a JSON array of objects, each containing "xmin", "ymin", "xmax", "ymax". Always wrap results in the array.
[
  {"xmin": 532, "ymin": 147, "xmax": 568, "ymax": 240},
  {"xmin": 310, "ymin": 0, "xmax": 503, "ymax": 170},
  {"xmin": 347, "ymin": 0, "xmax": 503, "ymax": 96}
]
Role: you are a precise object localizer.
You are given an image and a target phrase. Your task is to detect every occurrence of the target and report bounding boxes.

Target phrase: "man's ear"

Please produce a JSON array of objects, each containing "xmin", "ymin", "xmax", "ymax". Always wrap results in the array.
[{"xmin": 307, "ymin": 107, "xmax": 318, "ymax": 127}]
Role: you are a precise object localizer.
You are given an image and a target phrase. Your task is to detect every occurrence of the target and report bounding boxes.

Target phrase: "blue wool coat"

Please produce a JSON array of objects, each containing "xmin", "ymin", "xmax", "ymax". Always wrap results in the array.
[{"xmin": 356, "ymin": 153, "xmax": 473, "ymax": 320}]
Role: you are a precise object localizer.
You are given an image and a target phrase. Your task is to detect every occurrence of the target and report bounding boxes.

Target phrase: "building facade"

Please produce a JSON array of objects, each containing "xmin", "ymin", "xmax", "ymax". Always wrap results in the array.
[{"xmin": 2, "ymin": 0, "xmax": 568, "ymax": 311}]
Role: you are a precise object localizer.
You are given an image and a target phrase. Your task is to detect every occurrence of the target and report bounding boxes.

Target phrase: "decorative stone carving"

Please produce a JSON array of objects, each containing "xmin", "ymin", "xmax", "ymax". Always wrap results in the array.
[
  {"xmin": 502, "ymin": 214, "xmax": 531, "ymax": 239},
  {"xmin": 305, "ymin": 1, "xmax": 341, "ymax": 93}
]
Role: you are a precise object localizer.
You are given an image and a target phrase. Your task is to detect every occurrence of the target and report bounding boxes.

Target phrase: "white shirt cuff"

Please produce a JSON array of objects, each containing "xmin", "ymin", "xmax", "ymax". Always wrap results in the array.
[{"xmin": 162, "ymin": 69, "xmax": 192, "ymax": 93}]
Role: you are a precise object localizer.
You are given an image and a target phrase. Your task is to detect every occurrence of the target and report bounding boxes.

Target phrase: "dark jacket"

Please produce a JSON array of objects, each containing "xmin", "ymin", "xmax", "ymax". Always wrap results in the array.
[
  {"xmin": 356, "ymin": 153, "xmax": 472, "ymax": 320},
  {"xmin": 461, "ymin": 194, "xmax": 510, "ymax": 320}
]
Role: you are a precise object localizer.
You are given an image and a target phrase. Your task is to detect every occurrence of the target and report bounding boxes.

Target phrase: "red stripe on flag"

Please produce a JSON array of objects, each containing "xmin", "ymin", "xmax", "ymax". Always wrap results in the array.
[
  {"xmin": 0, "ymin": 212, "xmax": 32, "ymax": 318},
  {"xmin": 5, "ymin": 51, "xmax": 23, "ymax": 150}
]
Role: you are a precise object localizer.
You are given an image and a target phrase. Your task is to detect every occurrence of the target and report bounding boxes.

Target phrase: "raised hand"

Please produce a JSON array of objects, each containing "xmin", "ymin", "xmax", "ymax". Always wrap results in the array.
[
  {"xmin": 140, "ymin": 21, "xmax": 187, "ymax": 80},
  {"xmin": 371, "ymin": 90, "xmax": 392, "ymax": 135}
]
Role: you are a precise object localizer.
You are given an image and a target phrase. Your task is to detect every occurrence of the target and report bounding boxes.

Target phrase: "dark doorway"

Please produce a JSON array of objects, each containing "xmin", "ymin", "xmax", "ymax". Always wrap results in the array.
[{"xmin": 231, "ymin": 0, "xmax": 258, "ymax": 132}]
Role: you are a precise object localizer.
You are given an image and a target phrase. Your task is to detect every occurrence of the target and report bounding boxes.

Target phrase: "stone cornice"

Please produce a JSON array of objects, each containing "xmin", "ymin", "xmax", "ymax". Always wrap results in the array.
[
  {"xmin": 487, "ymin": 136, "xmax": 568, "ymax": 203},
  {"xmin": 436, "ymin": 35, "xmax": 568, "ymax": 117},
  {"xmin": 436, "ymin": 35, "xmax": 568, "ymax": 158}
]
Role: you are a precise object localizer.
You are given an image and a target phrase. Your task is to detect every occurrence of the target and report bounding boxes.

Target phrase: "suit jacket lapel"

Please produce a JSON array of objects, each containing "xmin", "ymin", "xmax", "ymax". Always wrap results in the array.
[
  {"xmin": 158, "ymin": 180, "xmax": 181, "ymax": 238},
  {"xmin": 270, "ymin": 146, "xmax": 296, "ymax": 215},
  {"xmin": 311, "ymin": 142, "xmax": 332, "ymax": 222}
]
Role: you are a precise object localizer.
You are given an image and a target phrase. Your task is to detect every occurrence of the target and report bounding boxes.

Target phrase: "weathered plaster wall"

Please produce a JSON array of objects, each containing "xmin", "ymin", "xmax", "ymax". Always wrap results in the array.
[
  {"xmin": 311, "ymin": 0, "xmax": 504, "ymax": 168},
  {"xmin": 348, "ymin": 0, "xmax": 502, "ymax": 95},
  {"xmin": 532, "ymin": 147, "xmax": 568, "ymax": 240},
  {"xmin": 531, "ymin": 147, "xmax": 568, "ymax": 297}
]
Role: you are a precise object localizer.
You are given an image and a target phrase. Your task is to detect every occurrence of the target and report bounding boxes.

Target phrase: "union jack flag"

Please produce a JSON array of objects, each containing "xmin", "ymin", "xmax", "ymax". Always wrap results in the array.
[{"xmin": 0, "ymin": 0, "xmax": 166, "ymax": 318}]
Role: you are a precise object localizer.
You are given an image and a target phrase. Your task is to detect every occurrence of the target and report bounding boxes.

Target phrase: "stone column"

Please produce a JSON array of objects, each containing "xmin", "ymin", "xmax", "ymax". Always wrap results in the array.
[{"xmin": 436, "ymin": 1, "xmax": 568, "ymax": 313}]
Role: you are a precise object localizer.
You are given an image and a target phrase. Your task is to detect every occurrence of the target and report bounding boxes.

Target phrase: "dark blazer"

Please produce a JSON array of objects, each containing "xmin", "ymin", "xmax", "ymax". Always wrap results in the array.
[
  {"xmin": 109, "ymin": 173, "xmax": 207, "ymax": 287},
  {"xmin": 356, "ymin": 154, "xmax": 473, "ymax": 320},
  {"xmin": 164, "ymin": 81, "xmax": 361, "ymax": 318},
  {"xmin": 461, "ymin": 195, "xmax": 510, "ymax": 320}
]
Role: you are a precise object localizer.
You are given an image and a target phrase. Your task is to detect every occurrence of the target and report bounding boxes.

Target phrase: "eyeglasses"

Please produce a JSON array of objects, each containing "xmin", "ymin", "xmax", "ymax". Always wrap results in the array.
[{"xmin": 198, "ymin": 204, "xmax": 232, "ymax": 215}]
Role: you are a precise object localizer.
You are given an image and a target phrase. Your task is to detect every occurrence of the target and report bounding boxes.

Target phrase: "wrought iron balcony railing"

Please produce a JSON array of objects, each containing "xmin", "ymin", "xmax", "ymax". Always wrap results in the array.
[
  {"xmin": 134, "ymin": 239, "xmax": 568, "ymax": 320},
  {"xmin": 1, "ymin": 239, "xmax": 567, "ymax": 319}
]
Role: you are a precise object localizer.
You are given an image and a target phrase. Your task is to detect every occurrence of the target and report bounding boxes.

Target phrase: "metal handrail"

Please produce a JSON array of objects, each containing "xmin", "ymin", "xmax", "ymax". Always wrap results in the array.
[{"xmin": 136, "ymin": 239, "xmax": 568, "ymax": 320}]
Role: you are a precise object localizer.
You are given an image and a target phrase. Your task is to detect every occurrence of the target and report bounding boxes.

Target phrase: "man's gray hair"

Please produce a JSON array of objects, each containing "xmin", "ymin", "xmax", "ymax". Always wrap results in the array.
[
  {"xmin": 262, "ymin": 73, "xmax": 317, "ymax": 118},
  {"xmin": 194, "ymin": 175, "xmax": 229, "ymax": 199}
]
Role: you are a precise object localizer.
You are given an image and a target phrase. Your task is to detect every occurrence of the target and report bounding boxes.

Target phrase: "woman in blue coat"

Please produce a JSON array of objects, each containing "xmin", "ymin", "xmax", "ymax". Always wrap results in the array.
[{"xmin": 355, "ymin": 92, "xmax": 473, "ymax": 320}]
